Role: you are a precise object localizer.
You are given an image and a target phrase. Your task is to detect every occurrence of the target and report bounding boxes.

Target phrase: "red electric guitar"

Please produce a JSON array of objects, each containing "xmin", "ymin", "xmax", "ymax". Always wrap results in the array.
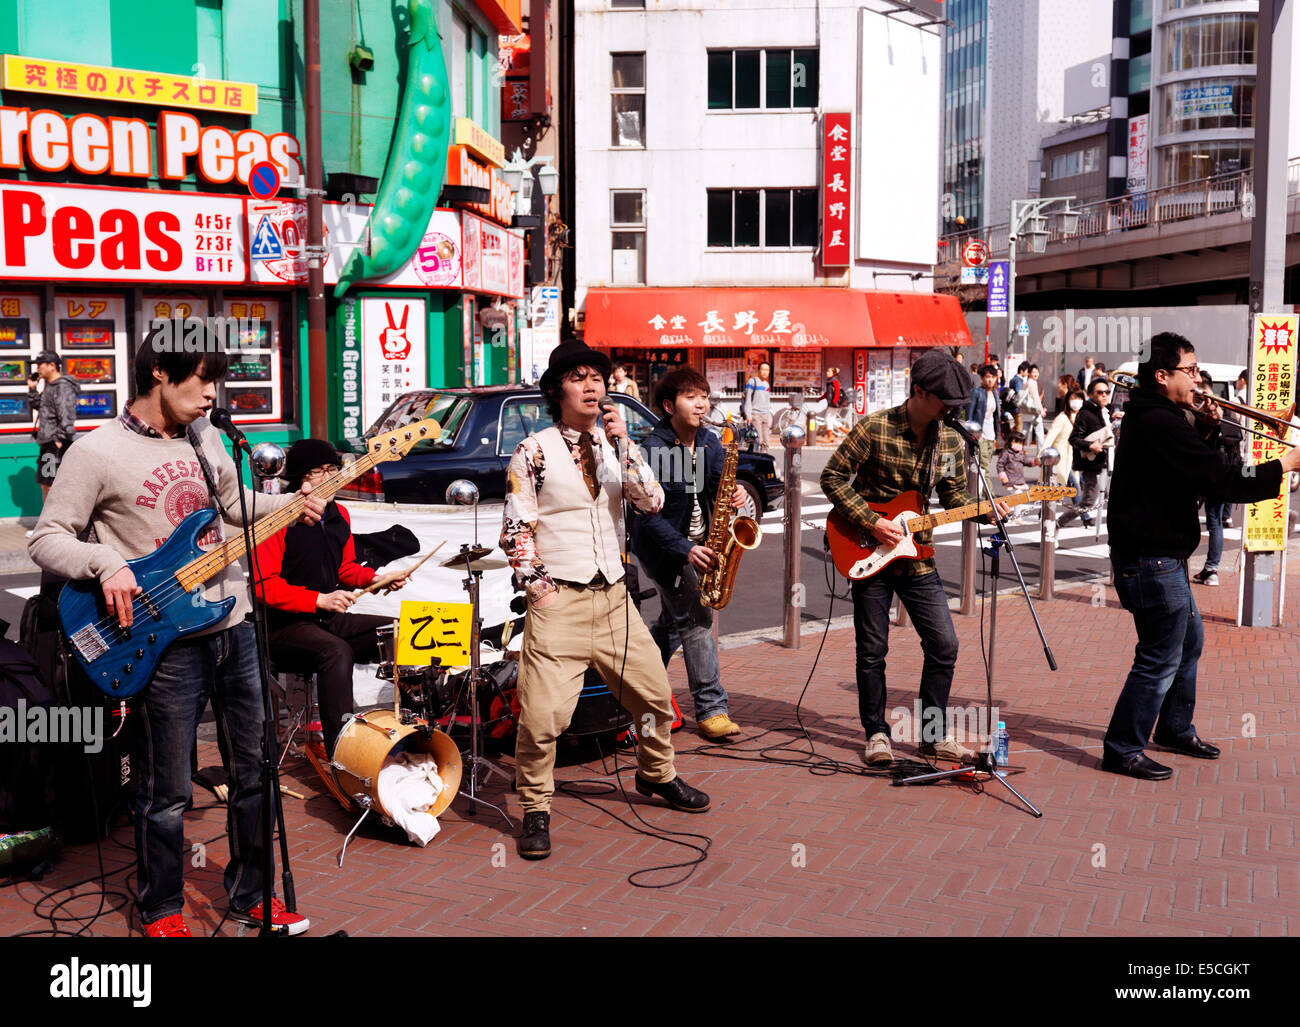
[{"xmin": 824, "ymin": 486, "xmax": 1075, "ymax": 580}]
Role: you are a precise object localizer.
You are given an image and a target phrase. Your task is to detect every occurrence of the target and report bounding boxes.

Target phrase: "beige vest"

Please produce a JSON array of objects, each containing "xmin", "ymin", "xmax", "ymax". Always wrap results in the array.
[{"xmin": 533, "ymin": 425, "xmax": 625, "ymax": 583}]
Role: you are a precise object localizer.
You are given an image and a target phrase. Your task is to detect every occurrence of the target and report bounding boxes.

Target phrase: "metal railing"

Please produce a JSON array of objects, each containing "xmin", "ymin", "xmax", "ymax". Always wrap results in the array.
[{"xmin": 938, "ymin": 157, "xmax": 1300, "ymax": 264}]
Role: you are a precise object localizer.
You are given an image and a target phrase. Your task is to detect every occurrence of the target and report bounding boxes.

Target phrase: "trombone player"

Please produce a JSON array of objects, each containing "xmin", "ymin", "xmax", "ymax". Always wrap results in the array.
[{"xmin": 1102, "ymin": 333, "xmax": 1300, "ymax": 780}]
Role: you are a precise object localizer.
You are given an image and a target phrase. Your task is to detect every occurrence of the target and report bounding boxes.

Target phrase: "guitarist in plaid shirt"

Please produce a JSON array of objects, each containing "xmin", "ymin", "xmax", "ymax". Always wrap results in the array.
[{"xmin": 820, "ymin": 349, "xmax": 1007, "ymax": 768}]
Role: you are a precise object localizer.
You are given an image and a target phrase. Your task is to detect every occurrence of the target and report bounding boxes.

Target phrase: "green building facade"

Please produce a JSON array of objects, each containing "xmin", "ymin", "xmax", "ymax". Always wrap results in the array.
[{"xmin": 0, "ymin": 0, "xmax": 521, "ymax": 519}]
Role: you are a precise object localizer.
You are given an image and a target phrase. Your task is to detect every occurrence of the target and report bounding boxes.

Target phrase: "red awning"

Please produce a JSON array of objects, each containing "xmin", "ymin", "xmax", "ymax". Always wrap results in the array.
[
  {"xmin": 473, "ymin": 0, "xmax": 523, "ymax": 33},
  {"xmin": 583, "ymin": 288, "xmax": 972, "ymax": 349}
]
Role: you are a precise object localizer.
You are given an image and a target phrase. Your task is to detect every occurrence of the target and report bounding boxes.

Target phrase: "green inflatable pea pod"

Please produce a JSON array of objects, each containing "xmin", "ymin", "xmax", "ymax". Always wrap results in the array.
[{"xmin": 334, "ymin": 0, "xmax": 452, "ymax": 297}]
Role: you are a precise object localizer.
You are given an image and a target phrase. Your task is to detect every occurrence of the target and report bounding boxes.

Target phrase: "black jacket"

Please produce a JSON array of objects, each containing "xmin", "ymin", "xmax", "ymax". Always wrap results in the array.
[
  {"xmin": 1068, "ymin": 399, "xmax": 1113, "ymax": 474},
  {"xmin": 630, "ymin": 418, "xmax": 724, "ymax": 588},
  {"xmin": 1108, "ymin": 389, "xmax": 1283, "ymax": 561}
]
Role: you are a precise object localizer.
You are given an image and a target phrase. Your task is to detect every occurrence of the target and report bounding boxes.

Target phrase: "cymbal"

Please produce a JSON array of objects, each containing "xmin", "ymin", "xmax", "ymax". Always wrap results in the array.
[
  {"xmin": 458, "ymin": 558, "xmax": 507, "ymax": 572},
  {"xmin": 439, "ymin": 546, "xmax": 493, "ymax": 567}
]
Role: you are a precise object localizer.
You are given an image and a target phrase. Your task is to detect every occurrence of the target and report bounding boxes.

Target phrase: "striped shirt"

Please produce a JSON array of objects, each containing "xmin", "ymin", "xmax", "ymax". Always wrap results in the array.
[{"xmin": 819, "ymin": 402, "xmax": 979, "ymax": 577}]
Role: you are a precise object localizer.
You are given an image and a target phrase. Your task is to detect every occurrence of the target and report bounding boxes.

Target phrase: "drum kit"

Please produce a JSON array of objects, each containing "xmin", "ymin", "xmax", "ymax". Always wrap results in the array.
[{"xmin": 331, "ymin": 480, "xmax": 519, "ymax": 862}]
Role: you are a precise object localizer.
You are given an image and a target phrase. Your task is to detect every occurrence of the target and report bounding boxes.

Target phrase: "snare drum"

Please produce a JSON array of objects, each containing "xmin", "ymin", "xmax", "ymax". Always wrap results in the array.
[{"xmin": 332, "ymin": 709, "xmax": 462, "ymax": 823}]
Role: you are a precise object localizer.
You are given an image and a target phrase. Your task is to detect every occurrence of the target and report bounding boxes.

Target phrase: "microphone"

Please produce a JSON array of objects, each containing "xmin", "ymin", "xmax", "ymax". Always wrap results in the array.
[
  {"xmin": 210, "ymin": 407, "xmax": 252, "ymax": 454},
  {"xmin": 942, "ymin": 407, "xmax": 979, "ymax": 446}
]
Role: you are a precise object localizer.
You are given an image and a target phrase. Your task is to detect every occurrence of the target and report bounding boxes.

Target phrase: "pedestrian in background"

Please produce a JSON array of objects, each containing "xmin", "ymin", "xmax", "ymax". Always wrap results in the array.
[
  {"xmin": 609, "ymin": 362, "xmax": 640, "ymax": 401},
  {"xmin": 1043, "ymin": 386, "xmax": 1085, "ymax": 489},
  {"xmin": 27, "ymin": 350, "xmax": 80, "ymax": 502},
  {"xmin": 742, "ymin": 361, "xmax": 772, "ymax": 452},
  {"xmin": 1020, "ymin": 364, "xmax": 1046, "ymax": 449},
  {"xmin": 1193, "ymin": 369, "xmax": 1240, "ymax": 587},
  {"xmin": 1053, "ymin": 374, "xmax": 1079, "ymax": 416},
  {"xmin": 996, "ymin": 430, "xmax": 1039, "ymax": 523},
  {"xmin": 1057, "ymin": 376, "xmax": 1115, "ymax": 528},
  {"xmin": 967, "ymin": 364, "xmax": 1000, "ymax": 480}
]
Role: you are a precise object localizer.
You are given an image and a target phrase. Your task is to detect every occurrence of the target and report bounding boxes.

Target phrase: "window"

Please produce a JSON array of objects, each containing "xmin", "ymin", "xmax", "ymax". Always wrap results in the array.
[
  {"xmin": 707, "ymin": 49, "xmax": 819, "ymax": 110},
  {"xmin": 707, "ymin": 188, "xmax": 818, "ymax": 248},
  {"xmin": 611, "ymin": 53, "xmax": 646, "ymax": 147},
  {"xmin": 607, "ymin": 394, "xmax": 656, "ymax": 445},
  {"xmin": 1162, "ymin": 13, "xmax": 1257, "ymax": 72},
  {"xmin": 611, "ymin": 189, "xmax": 646, "ymax": 284},
  {"xmin": 1048, "ymin": 147, "xmax": 1101, "ymax": 180},
  {"xmin": 498, "ymin": 398, "xmax": 548, "ymax": 456},
  {"xmin": 1158, "ymin": 77, "xmax": 1254, "ymax": 132},
  {"xmin": 611, "ymin": 0, "xmax": 645, "ymax": 7}
]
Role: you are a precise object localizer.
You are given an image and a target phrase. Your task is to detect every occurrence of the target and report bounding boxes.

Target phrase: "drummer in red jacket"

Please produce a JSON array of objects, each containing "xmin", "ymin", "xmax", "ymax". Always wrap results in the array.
[{"xmin": 254, "ymin": 439, "xmax": 409, "ymax": 767}]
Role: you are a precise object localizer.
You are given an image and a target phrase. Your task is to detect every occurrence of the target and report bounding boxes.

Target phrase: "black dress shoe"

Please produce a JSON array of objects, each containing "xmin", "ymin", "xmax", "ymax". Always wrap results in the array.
[
  {"xmin": 1101, "ymin": 753, "xmax": 1173, "ymax": 781},
  {"xmin": 1152, "ymin": 732, "xmax": 1221, "ymax": 759},
  {"xmin": 634, "ymin": 774, "xmax": 711, "ymax": 813},
  {"xmin": 517, "ymin": 811, "xmax": 551, "ymax": 860}
]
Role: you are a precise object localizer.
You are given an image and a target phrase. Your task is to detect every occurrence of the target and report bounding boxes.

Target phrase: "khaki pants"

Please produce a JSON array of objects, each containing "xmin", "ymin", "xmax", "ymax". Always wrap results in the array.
[
  {"xmin": 516, "ymin": 580, "xmax": 676, "ymax": 812},
  {"xmin": 751, "ymin": 411, "xmax": 772, "ymax": 451}
]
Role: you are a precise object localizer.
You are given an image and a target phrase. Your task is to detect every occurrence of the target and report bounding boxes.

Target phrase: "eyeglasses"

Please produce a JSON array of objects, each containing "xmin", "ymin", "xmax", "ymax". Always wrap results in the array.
[
  {"xmin": 303, "ymin": 465, "xmax": 339, "ymax": 480},
  {"xmin": 1171, "ymin": 363, "xmax": 1201, "ymax": 380}
]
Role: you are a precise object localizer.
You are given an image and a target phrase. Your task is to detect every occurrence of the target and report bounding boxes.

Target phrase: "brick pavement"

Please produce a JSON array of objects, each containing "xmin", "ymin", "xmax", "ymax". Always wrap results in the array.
[{"xmin": 3, "ymin": 560, "xmax": 1298, "ymax": 937}]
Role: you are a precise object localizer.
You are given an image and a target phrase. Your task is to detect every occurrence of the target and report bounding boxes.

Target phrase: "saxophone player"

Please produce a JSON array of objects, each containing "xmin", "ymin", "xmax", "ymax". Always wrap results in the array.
[
  {"xmin": 502, "ymin": 340, "xmax": 711, "ymax": 861},
  {"xmin": 631, "ymin": 368, "xmax": 749, "ymax": 742}
]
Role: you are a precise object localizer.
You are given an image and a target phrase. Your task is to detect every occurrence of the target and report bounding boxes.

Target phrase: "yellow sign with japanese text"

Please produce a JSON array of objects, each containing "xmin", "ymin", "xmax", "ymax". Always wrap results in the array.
[
  {"xmin": 1243, "ymin": 312, "xmax": 1296, "ymax": 552},
  {"xmin": 1, "ymin": 54, "xmax": 258, "ymax": 116},
  {"xmin": 395, "ymin": 600, "xmax": 473, "ymax": 668},
  {"xmin": 454, "ymin": 118, "xmax": 505, "ymax": 168}
]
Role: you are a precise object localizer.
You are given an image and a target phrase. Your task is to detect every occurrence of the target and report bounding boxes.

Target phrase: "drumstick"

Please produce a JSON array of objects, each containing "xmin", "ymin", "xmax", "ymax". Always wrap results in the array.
[{"xmin": 357, "ymin": 541, "xmax": 446, "ymax": 595}]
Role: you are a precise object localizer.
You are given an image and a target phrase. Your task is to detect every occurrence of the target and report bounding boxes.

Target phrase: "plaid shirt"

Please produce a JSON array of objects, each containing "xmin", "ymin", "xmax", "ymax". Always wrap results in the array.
[
  {"xmin": 819, "ymin": 402, "xmax": 978, "ymax": 577},
  {"xmin": 119, "ymin": 401, "xmax": 181, "ymax": 439}
]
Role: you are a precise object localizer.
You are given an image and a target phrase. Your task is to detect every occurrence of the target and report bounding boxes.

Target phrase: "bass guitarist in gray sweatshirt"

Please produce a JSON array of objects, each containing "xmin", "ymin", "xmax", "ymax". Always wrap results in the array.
[{"xmin": 28, "ymin": 334, "xmax": 325, "ymax": 938}]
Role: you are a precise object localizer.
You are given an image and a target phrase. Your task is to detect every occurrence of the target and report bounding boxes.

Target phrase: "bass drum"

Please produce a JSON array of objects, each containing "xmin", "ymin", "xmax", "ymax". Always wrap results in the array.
[{"xmin": 332, "ymin": 710, "xmax": 462, "ymax": 823}]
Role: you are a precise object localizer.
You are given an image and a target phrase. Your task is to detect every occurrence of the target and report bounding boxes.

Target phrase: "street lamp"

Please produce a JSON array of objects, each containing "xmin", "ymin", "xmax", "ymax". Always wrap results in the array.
[
  {"xmin": 501, "ymin": 148, "xmax": 559, "ymax": 218},
  {"xmin": 1006, "ymin": 195, "xmax": 1075, "ymax": 354}
]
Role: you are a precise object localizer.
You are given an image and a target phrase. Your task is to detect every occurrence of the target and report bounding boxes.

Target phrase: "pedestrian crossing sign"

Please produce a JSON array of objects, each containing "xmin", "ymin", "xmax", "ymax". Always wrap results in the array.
[{"xmin": 250, "ymin": 216, "xmax": 283, "ymax": 260}]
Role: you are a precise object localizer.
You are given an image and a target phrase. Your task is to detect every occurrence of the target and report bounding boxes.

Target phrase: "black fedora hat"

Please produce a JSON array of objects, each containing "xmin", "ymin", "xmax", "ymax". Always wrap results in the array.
[{"xmin": 539, "ymin": 338, "xmax": 612, "ymax": 392}]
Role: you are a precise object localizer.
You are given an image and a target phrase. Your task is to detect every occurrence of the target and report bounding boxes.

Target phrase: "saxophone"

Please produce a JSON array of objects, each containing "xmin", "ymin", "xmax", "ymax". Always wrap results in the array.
[{"xmin": 698, "ymin": 422, "xmax": 762, "ymax": 610}]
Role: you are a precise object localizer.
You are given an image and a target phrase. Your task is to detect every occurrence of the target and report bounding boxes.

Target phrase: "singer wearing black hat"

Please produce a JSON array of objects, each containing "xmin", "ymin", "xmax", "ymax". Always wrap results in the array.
[
  {"xmin": 502, "ymin": 338, "xmax": 712, "ymax": 861},
  {"xmin": 821, "ymin": 349, "xmax": 1008, "ymax": 769},
  {"xmin": 254, "ymin": 439, "xmax": 411, "ymax": 780}
]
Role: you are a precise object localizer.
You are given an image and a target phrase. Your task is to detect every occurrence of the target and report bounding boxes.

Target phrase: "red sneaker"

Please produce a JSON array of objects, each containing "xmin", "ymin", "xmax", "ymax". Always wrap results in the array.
[
  {"xmin": 231, "ymin": 898, "xmax": 310, "ymax": 936},
  {"xmin": 144, "ymin": 914, "xmax": 192, "ymax": 937}
]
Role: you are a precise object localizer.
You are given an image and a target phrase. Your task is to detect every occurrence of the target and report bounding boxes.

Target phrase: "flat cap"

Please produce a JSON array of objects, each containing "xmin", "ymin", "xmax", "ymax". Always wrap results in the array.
[{"xmin": 910, "ymin": 349, "xmax": 970, "ymax": 405}]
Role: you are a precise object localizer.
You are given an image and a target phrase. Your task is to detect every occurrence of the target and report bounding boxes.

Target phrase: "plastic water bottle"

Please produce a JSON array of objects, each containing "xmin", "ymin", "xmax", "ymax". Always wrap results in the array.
[{"xmin": 993, "ymin": 721, "xmax": 1010, "ymax": 768}]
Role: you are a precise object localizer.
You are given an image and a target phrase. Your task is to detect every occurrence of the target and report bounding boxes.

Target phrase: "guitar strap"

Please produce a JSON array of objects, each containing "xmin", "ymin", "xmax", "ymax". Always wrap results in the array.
[{"xmin": 186, "ymin": 423, "xmax": 235, "ymax": 524}]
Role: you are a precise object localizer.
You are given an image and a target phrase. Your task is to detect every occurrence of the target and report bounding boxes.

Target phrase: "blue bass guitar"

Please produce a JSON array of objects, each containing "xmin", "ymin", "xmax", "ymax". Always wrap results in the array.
[{"xmin": 59, "ymin": 418, "xmax": 440, "ymax": 699}]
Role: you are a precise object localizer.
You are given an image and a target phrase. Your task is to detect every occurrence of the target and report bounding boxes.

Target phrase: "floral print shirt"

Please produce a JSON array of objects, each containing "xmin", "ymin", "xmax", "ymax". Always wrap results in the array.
[{"xmin": 501, "ymin": 422, "xmax": 664, "ymax": 602}]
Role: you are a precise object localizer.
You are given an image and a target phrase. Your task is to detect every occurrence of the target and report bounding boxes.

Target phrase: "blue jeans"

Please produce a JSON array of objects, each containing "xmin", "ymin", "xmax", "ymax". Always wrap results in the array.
[
  {"xmin": 1104, "ymin": 558, "xmax": 1203, "ymax": 762},
  {"xmin": 134, "ymin": 621, "xmax": 268, "ymax": 923},
  {"xmin": 852, "ymin": 569, "xmax": 959, "ymax": 741},
  {"xmin": 1204, "ymin": 501, "xmax": 1228, "ymax": 571},
  {"xmin": 649, "ymin": 565, "xmax": 728, "ymax": 720}
]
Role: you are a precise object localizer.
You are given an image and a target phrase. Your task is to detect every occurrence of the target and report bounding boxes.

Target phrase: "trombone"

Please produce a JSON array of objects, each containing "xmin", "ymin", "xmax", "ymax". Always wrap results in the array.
[{"xmin": 1107, "ymin": 371, "xmax": 1297, "ymax": 449}]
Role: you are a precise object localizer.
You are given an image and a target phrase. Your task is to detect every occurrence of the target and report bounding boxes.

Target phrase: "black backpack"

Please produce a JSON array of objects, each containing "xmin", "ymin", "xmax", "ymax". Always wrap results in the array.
[{"xmin": 0, "ymin": 628, "xmax": 59, "ymax": 835}]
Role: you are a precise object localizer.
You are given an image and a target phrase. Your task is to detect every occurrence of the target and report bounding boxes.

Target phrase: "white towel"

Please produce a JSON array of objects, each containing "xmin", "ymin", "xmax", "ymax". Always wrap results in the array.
[{"xmin": 376, "ymin": 752, "xmax": 445, "ymax": 846}]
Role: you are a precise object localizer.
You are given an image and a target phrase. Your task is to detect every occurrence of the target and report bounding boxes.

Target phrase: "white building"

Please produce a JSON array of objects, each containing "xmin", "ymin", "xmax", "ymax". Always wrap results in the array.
[
  {"xmin": 573, "ymin": 0, "xmax": 970, "ymax": 414},
  {"xmin": 981, "ymin": 0, "xmax": 1113, "ymax": 229}
]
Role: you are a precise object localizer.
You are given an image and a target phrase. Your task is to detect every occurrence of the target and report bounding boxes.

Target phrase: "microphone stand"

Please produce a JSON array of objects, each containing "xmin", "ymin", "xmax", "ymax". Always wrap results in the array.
[
  {"xmin": 230, "ymin": 440, "xmax": 298, "ymax": 935},
  {"xmin": 893, "ymin": 415, "xmax": 1050, "ymax": 817}
]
